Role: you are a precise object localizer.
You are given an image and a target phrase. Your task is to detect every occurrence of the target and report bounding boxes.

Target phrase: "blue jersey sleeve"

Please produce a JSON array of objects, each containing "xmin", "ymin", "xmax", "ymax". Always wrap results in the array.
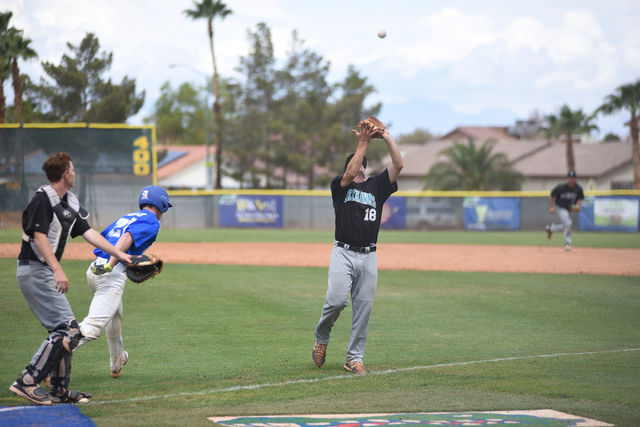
[{"xmin": 93, "ymin": 210, "xmax": 160, "ymax": 259}]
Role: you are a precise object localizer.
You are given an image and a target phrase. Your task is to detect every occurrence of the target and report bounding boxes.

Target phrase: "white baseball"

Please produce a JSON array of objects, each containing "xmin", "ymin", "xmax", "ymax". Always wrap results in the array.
[{"xmin": 378, "ymin": 29, "xmax": 386, "ymax": 39}]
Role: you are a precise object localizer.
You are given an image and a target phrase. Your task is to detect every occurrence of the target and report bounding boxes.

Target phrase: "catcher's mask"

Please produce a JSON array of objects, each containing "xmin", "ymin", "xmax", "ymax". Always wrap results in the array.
[
  {"xmin": 343, "ymin": 154, "xmax": 367, "ymax": 174},
  {"xmin": 139, "ymin": 185, "xmax": 172, "ymax": 213}
]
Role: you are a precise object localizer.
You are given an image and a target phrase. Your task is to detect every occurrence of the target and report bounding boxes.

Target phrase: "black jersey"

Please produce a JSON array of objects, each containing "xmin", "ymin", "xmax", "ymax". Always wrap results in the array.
[
  {"xmin": 551, "ymin": 183, "xmax": 584, "ymax": 211},
  {"xmin": 19, "ymin": 191, "xmax": 91, "ymax": 262},
  {"xmin": 331, "ymin": 168, "xmax": 398, "ymax": 247}
]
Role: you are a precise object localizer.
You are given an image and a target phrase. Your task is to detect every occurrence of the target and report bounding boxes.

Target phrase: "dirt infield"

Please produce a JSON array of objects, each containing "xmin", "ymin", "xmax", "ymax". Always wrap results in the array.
[{"xmin": 1, "ymin": 242, "xmax": 639, "ymax": 276}]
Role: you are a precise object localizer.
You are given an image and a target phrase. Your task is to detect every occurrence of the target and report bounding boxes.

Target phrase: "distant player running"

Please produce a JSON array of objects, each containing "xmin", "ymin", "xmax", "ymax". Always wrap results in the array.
[
  {"xmin": 312, "ymin": 120, "xmax": 403, "ymax": 375},
  {"xmin": 546, "ymin": 171, "xmax": 584, "ymax": 251},
  {"xmin": 74, "ymin": 186, "xmax": 172, "ymax": 378}
]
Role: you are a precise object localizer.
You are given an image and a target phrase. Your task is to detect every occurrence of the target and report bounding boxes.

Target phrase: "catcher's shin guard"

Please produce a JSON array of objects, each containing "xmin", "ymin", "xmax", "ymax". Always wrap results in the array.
[
  {"xmin": 49, "ymin": 352, "xmax": 93, "ymax": 404},
  {"xmin": 49, "ymin": 351, "xmax": 72, "ymax": 395},
  {"xmin": 25, "ymin": 336, "xmax": 66, "ymax": 384}
]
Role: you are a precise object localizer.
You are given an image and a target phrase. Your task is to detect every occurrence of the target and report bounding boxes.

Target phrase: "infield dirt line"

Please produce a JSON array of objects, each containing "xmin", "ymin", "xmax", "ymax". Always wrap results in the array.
[
  {"xmin": 89, "ymin": 348, "xmax": 640, "ymax": 406},
  {"xmin": 1, "ymin": 242, "xmax": 639, "ymax": 275}
]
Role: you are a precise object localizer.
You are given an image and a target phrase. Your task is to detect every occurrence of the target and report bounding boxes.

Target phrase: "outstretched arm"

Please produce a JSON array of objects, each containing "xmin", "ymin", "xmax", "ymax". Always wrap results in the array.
[
  {"xmin": 382, "ymin": 130, "xmax": 403, "ymax": 183},
  {"xmin": 342, "ymin": 126, "xmax": 375, "ymax": 187}
]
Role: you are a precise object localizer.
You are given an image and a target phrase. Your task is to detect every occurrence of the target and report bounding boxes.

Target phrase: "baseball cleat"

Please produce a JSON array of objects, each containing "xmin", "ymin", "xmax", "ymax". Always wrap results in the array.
[
  {"xmin": 9, "ymin": 379, "xmax": 52, "ymax": 406},
  {"xmin": 565, "ymin": 244, "xmax": 572, "ymax": 251},
  {"xmin": 111, "ymin": 351, "xmax": 129, "ymax": 378},
  {"xmin": 344, "ymin": 361, "xmax": 367, "ymax": 375},
  {"xmin": 545, "ymin": 225, "xmax": 552, "ymax": 240},
  {"xmin": 312, "ymin": 342, "xmax": 327, "ymax": 367},
  {"xmin": 49, "ymin": 389, "xmax": 93, "ymax": 404}
]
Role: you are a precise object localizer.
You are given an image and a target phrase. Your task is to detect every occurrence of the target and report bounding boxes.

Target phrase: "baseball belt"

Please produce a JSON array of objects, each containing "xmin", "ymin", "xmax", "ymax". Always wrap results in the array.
[{"xmin": 337, "ymin": 242, "xmax": 377, "ymax": 254}]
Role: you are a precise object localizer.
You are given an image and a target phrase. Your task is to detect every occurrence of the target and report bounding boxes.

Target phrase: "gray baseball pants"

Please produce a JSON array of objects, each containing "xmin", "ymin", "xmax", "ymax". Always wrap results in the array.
[
  {"xmin": 16, "ymin": 260, "xmax": 76, "ymax": 370},
  {"xmin": 315, "ymin": 242, "xmax": 378, "ymax": 364},
  {"xmin": 550, "ymin": 207, "xmax": 573, "ymax": 245}
]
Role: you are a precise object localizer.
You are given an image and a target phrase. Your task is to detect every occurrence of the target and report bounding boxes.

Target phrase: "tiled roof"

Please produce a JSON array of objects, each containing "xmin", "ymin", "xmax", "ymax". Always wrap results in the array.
[
  {"xmin": 393, "ymin": 139, "xmax": 549, "ymax": 177},
  {"xmin": 439, "ymin": 126, "xmax": 519, "ymax": 142},
  {"xmin": 514, "ymin": 142, "xmax": 633, "ymax": 178},
  {"xmin": 157, "ymin": 145, "xmax": 209, "ymax": 180}
]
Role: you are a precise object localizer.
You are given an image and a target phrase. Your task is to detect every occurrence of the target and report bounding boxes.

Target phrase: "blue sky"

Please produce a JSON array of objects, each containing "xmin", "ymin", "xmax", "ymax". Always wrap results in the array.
[{"xmin": 5, "ymin": 0, "xmax": 640, "ymax": 138}]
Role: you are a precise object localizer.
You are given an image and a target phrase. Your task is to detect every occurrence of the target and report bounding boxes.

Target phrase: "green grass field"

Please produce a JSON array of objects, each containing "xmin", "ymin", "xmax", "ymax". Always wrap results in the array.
[
  {"xmin": 1, "ymin": 229, "xmax": 639, "ymax": 426},
  {"xmin": 1, "ymin": 228, "xmax": 639, "ymax": 247}
]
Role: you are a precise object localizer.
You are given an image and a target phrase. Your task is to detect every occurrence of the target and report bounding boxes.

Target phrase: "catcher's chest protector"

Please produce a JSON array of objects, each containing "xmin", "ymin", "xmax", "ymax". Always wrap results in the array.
[{"xmin": 23, "ymin": 186, "xmax": 88, "ymax": 262}]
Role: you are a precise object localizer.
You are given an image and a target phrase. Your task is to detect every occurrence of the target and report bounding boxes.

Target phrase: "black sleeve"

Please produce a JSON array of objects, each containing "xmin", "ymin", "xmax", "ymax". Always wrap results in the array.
[
  {"xmin": 550, "ymin": 185, "xmax": 559, "ymax": 198},
  {"xmin": 23, "ymin": 193, "xmax": 52, "ymax": 237},
  {"xmin": 331, "ymin": 174, "xmax": 349, "ymax": 202},
  {"xmin": 71, "ymin": 214, "xmax": 91, "ymax": 238},
  {"xmin": 373, "ymin": 169, "xmax": 398, "ymax": 203},
  {"xmin": 577, "ymin": 187, "xmax": 585, "ymax": 201}
]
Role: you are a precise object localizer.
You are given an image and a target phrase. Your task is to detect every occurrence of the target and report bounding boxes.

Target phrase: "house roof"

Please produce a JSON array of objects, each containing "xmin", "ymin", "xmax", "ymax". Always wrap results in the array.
[
  {"xmin": 514, "ymin": 142, "xmax": 633, "ymax": 178},
  {"xmin": 156, "ymin": 144, "xmax": 332, "ymax": 188},
  {"xmin": 439, "ymin": 126, "xmax": 519, "ymax": 142},
  {"xmin": 394, "ymin": 139, "xmax": 549, "ymax": 177},
  {"xmin": 157, "ymin": 145, "xmax": 209, "ymax": 181}
]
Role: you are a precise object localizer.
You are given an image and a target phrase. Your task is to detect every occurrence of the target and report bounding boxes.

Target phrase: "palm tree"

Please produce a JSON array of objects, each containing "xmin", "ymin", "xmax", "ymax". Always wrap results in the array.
[
  {"xmin": 542, "ymin": 104, "xmax": 598, "ymax": 172},
  {"xmin": 422, "ymin": 138, "xmax": 525, "ymax": 191},
  {"xmin": 6, "ymin": 27, "xmax": 37, "ymax": 122},
  {"xmin": 596, "ymin": 80, "xmax": 640, "ymax": 189},
  {"xmin": 184, "ymin": 0, "xmax": 232, "ymax": 189},
  {"xmin": 541, "ymin": 105, "xmax": 598, "ymax": 173},
  {"xmin": 0, "ymin": 11, "xmax": 13, "ymax": 123}
]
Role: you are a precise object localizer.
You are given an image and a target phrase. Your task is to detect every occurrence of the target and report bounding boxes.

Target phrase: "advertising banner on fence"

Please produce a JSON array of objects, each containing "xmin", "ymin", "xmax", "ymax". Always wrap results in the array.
[
  {"xmin": 219, "ymin": 195, "xmax": 283, "ymax": 228},
  {"xmin": 579, "ymin": 196, "xmax": 639, "ymax": 232},
  {"xmin": 463, "ymin": 197, "xmax": 520, "ymax": 231},
  {"xmin": 380, "ymin": 196, "xmax": 406, "ymax": 230}
]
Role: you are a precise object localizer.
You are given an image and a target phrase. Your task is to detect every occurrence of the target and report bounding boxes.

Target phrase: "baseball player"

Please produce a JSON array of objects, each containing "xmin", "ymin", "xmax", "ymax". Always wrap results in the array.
[
  {"xmin": 546, "ymin": 171, "xmax": 584, "ymax": 251},
  {"xmin": 312, "ymin": 124, "xmax": 403, "ymax": 375},
  {"xmin": 10, "ymin": 152, "xmax": 131, "ymax": 406},
  {"xmin": 74, "ymin": 185, "xmax": 172, "ymax": 378}
]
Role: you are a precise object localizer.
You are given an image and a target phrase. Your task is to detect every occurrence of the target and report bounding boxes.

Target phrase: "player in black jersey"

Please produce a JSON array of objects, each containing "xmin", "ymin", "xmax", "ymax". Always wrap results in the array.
[
  {"xmin": 312, "ymin": 123, "xmax": 403, "ymax": 375},
  {"xmin": 546, "ymin": 171, "xmax": 584, "ymax": 251}
]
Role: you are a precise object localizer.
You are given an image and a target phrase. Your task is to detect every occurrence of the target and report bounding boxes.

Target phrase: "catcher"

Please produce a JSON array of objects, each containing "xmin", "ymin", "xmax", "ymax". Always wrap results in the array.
[{"xmin": 74, "ymin": 186, "xmax": 170, "ymax": 378}]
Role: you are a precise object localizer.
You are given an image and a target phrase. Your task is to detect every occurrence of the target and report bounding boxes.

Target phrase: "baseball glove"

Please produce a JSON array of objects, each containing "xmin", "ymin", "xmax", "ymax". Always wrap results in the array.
[
  {"xmin": 125, "ymin": 254, "xmax": 163, "ymax": 283},
  {"xmin": 359, "ymin": 116, "xmax": 387, "ymax": 138}
]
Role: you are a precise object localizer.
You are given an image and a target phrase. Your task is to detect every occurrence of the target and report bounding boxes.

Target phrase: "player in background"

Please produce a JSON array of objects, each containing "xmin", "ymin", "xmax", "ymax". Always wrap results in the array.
[
  {"xmin": 546, "ymin": 171, "xmax": 584, "ymax": 251},
  {"xmin": 312, "ymin": 123, "xmax": 403, "ymax": 375},
  {"xmin": 10, "ymin": 152, "xmax": 131, "ymax": 406},
  {"xmin": 74, "ymin": 186, "xmax": 172, "ymax": 378}
]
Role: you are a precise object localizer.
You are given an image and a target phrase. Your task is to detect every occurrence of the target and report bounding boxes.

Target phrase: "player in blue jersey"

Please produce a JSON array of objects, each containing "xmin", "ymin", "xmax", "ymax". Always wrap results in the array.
[{"xmin": 74, "ymin": 185, "xmax": 172, "ymax": 378}]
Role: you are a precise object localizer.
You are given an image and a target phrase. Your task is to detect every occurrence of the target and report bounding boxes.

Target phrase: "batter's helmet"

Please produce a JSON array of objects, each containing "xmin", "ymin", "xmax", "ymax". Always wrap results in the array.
[{"xmin": 139, "ymin": 185, "xmax": 172, "ymax": 213}]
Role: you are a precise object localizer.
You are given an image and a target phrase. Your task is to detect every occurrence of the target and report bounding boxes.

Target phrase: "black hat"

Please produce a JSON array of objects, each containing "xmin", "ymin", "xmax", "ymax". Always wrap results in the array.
[
  {"xmin": 343, "ymin": 154, "xmax": 367, "ymax": 173},
  {"xmin": 567, "ymin": 171, "xmax": 577, "ymax": 177}
]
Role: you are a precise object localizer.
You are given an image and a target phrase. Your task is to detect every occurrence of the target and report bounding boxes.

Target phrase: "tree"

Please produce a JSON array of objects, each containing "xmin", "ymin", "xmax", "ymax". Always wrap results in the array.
[
  {"xmin": 602, "ymin": 132, "xmax": 621, "ymax": 143},
  {"xmin": 541, "ymin": 105, "xmax": 598, "ymax": 173},
  {"xmin": 323, "ymin": 65, "xmax": 383, "ymax": 182},
  {"xmin": 422, "ymin": 138, "xmax": 525, "ymax": 191},
  {"xmin": 144, "ymin": 81, "xmax": 208, "ymax": 145},
  {"xmin": 226, "ymin": 23, "xmax": 276, "ymax": 188},
  {"xmin": 30, "ymin": 33, "xmax": 144, "ymax": 123},
  {"xmin": 596, "ymin": 80, "xmax": 640, "ymax": 189},
  {"xmin": 6, "ymin": 27, "xmax": 37, "ymax": 122},
  {"xmin": 0, "ymin": 11, "xmax": 13, "ymax": 123},
  {"xmin": 184, "ymin": 0, "xmax": 232, "ymax": 189},
  {"xmin": 397, "ymin": 128, "xmax": 433, "ymax": 145}
]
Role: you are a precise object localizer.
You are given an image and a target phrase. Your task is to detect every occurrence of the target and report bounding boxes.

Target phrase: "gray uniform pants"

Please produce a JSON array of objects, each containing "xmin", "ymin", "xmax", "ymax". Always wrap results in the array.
[
  {"xmin": 315, "ymin": 242, "xmax": 378, "ymax": 363},
  {"xmin": 16, "ymin": 260, "xmax": 75, "ymax": 368},
  {"xmin": 550, "ymin": 207, "xmax": 573, "ymax": 245}
]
